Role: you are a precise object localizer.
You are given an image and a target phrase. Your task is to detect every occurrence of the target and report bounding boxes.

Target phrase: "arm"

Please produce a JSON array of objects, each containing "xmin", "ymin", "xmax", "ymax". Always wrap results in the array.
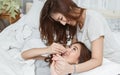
[
  {"xmin": 75, "ymin": 36, "xmax": 104, "ymax": 73},
  {"xmin": 21, "ymin": 47, "xmax": 49, "ymax": 60},
  {"xmin": 32, "ymin": 56, "xmax": 46, "ymax": 60},
  {"xmin": 54, "ymin": 36, "xmax": 104, "ymax": 74},
  {"xmin": 21, "ymin": 43, "xmax": 66, "ymax": 60}
]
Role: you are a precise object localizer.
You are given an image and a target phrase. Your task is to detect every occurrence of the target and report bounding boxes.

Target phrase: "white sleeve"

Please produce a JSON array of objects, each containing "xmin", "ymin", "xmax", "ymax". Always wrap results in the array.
[{"xmin": 87, "ymin": 15, "xmax": 105, "ymax": 42}]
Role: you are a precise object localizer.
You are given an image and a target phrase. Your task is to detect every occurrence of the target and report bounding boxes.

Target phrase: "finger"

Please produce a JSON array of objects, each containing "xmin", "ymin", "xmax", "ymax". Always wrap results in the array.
[
  {"xmin": 55, "ymin": 69, "xmax": 61, "ymax": 75},
  {"xmin": 52, "ymin": 54, "xmax": 60, "ymax": 60},
  {"xmin": 54, "ymin": 43, "xmax": 66, "ymax": 50},
  {"xmin": 54, "ymin": 48, "xmax": 66, "ymax": 54},
  {"xmin": 54, "ymin": 63, "xmax": 61, "ymax": 74},
  {"xmin": 51, "ymin": 60, "xmax": 55, "ymax": 66},
  {"xmin": 52, "ymin": 56, "xmax": 65, "ymax": 62},
  {"xmin": 56, "ymin": 54, "xmax": 65, "ymax": 60},
  {"xmin": 55, "ymin": 62, "xmax": 65, "ymax": 75},
  {"xmin": 52, "ymin": 54, "xmax": 56, "ymax": 57},
  {"xmin": 52, "ymin": 54, "xmax": 59, "ymax": 60},
  {"xmin": 54, "ymin": 49, "xmax": 63, "ymax": 54}
]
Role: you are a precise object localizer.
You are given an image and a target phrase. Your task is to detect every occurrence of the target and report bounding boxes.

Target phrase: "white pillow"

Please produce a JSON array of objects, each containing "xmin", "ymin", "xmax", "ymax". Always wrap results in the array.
[{"xmin": 24, "ymin": 0, "xmax": 46, "ymax": 29}]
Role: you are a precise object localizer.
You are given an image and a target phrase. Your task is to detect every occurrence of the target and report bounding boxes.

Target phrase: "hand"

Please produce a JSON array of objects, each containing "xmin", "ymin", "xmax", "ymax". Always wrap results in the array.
[
  {"xmin": 47, "ymin": 43, "xmax": 66, "ymax": 54},
  {"xmin": 50, "ymin": 60, "xmax": 58, "ymax": 75},
  {"xmin": 52, "ymin": 54, "xmax": 74, "ymax": 75}
]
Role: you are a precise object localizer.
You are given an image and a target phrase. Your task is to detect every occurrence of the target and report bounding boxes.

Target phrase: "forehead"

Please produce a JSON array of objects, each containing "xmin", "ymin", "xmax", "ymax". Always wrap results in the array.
[{"xmin": 71, "ymin": 43, "xmax": 81, "ymax": 49}]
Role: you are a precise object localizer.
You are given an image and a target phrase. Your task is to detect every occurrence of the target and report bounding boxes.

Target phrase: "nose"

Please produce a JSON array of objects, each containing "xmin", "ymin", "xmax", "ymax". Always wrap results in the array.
[{"xmin": 59, "ymin": 20, "xmax": 66, "ymax": 25}]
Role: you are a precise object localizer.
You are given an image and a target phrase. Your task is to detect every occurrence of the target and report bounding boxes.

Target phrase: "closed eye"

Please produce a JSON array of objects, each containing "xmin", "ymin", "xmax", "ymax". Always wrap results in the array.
[
  {"xmin": 58, "ymin": 17, "xmax": 63, "ymax": 21},
  {"xmin": 60, "ymin": 17, "xmax": 63, "ymax": 20}
]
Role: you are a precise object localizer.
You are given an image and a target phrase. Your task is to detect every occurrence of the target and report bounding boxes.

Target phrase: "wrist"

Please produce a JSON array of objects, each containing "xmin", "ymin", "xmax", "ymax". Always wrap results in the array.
[
  {"xmin": 73, "ymin": 64, "xmax": 76, "ymax": 73},
  {"xmin": 41, "ymin": 47, "xmax": 50, "ymax": 54},
  {"xmin": 70, "ymin": 64, "xmax": 76, "ymax": 74},
  {"xmin": 46, "ymin": 46, "xmax": 52, "ymax": 54},
  {"xmin": 69, "ymin": 64, "xmax": 75, "ymax": 74}
]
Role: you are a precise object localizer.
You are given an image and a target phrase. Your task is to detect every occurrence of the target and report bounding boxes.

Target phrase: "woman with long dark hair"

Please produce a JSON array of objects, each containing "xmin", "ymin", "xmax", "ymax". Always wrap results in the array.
[{"xmin": 40, "ymin": 0, "xmax": 120, "ymax": 74}]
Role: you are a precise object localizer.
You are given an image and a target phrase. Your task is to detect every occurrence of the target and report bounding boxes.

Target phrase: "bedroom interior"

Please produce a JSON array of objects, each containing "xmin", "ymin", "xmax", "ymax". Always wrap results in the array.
[
  {"xmin": 0, "ymin": 0, "xmax": 120, "ymax": 75},
  {"xmin": 0, "ymin": 0, "xmax": 120, "ymax": 32}
]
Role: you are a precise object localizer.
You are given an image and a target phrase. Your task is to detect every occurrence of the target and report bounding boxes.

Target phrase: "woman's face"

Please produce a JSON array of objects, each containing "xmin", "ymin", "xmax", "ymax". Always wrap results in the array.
[
  {"xmin": 51, "ymin": 13, "xmax": 77, "ymax": 26},
  {"xmin": 62, "ymin": 43, "xmax": 81, "ymax": 64}
]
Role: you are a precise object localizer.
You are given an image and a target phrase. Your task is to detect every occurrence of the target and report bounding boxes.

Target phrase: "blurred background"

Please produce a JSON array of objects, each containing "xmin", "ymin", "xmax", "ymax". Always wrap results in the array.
[
  {"xmin": 0, "ymin": 0, "xmax": 120, "ymax": 33},
  {"xmin": 74, "ymin": 0, "xmax": 120, "ymax": 32}
]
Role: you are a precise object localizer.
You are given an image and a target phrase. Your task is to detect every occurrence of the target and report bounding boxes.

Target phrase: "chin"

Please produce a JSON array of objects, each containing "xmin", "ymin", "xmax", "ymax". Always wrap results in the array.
[
  {"xmin": 68, "ymin": 61, "xmax": 76, "ymax": 64},
  {"xmin": 71, "ymin": 22, "xmax": 77, "ymax": 26}
]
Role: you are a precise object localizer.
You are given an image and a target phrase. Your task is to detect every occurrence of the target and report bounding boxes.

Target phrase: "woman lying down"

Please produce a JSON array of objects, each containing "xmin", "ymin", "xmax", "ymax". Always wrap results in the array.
[
  {"xmin": 49, "ymin": 42, "xmax": 91, "ymax": 75},
  {"xmin": 22, "ymin": 42, "xmax": 120, "ymax": 75}
]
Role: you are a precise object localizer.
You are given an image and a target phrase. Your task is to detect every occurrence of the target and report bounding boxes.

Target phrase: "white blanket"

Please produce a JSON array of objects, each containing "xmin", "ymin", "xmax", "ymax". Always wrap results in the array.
[{"xmin": 0, "ymin": 0, "xmax": 46, "ymax": 75}]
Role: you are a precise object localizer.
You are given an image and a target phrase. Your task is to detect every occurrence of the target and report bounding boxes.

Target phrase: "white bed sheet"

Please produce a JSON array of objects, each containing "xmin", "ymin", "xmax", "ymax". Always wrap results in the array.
[{"xmin": 73, "ymin": 59, "xmax": 120, "ymax": 75}]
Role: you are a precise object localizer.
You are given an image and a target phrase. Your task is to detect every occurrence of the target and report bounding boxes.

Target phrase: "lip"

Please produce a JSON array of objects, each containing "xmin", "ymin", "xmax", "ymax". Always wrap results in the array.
[{"xmin": 61, "ymin": 52, "xmax": 65, "ymax": 56}]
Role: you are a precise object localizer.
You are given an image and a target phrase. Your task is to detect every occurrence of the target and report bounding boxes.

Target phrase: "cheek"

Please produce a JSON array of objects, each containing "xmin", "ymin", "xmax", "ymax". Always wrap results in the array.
[
  {"xmin": 51, "ymin": 15, "xmax": 58, "ymax": 21},
  {"xmin": 67, "ymin": 53, "xmax": 80, "ymax": 64},
  {"xmin": 71, "ymin": 20, "xmax": 77, "ymax": 26}
]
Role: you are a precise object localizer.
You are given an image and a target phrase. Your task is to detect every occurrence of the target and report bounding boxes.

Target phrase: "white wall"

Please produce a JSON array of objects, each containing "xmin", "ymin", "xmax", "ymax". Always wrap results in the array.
[
  {"xmin": 74, "ymin": 0, "xmax": 120, "ymax": 32},
  {"xmin": 74, "ymin": 0, "xmax": 120, "ymax": 10}
]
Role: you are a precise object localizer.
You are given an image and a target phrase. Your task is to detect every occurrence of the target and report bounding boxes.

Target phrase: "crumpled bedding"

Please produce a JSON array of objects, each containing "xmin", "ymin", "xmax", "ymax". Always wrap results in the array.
[{"xmin": 0, "ymin": 0, "xmax": 46, "ymax": 75}]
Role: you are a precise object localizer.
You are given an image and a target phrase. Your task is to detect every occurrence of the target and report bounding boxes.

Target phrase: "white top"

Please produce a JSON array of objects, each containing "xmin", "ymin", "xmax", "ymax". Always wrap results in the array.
[{"xmin": 76, "ymin": 9, "xmax": 120, "ymax": 63}]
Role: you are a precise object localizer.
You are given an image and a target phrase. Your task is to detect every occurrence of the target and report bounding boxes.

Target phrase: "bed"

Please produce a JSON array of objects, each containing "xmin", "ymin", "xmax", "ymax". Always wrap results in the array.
[{"xmin": 0, "ymin": 0, "xmax": 120, "ymax": 75}]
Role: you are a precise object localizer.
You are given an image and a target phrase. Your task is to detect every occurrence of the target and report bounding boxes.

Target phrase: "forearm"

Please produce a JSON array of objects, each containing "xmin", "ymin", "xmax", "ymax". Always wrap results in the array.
[
  {"xmin": 74, "ymin": 58, "xmax": 102, "ymax": 73},
  {"xmin": 74, "ymin": 36, "xmax": 104, "ymax": 73},
  {"xmin": 21, "ymin": 47, "xmax": 50, "ymax": 60},
  {"xmin": 32, "ymin": 56, "xmax": 46, "ymax": 60}
]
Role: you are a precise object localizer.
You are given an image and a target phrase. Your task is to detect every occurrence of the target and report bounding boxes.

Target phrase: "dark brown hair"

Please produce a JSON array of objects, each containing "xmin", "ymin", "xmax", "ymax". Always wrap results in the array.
[
  {"xmin": 45, "ymin": 41, "xmax": 91, "ymax": 66},
  {"xmin": 72, "ymin": 42, "xmax": 91, "ymax": 63},
  {"xmin": 68, "ymin": 42, "xmax": 91, "ymax": 75},
  {"xmin": 40, "ymin": 0, "xmax": 85, "ymax": 45}
]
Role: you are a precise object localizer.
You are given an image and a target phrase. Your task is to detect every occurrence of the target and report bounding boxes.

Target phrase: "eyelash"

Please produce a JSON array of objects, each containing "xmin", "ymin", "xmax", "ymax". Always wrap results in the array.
[
  {"xmin": 68, "ymin": 45, "xmax": 77, "ymax": 51},
  {"xmin": 72, "ymin": 48, "xmax": 76, "ymax": 51}
]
